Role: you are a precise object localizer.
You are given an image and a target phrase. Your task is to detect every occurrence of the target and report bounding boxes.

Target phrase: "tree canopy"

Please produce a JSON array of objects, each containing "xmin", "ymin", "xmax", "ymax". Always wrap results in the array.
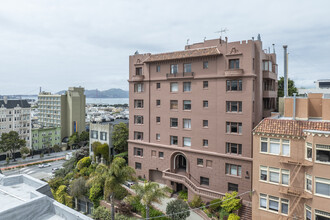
[
  {"xmin": 166, "ymin": 199, "xmax": 190, "ymax": 220},
  {"xmin": 112, "ymin": 123, "xmax": 128, "ymax": 153},
  {"xmin": 278, "ymin": 76, "xmax": 298, "ymax": 97},
  {"xmin": 0, "ymin": 131, "xmax": 26, "ymax": 161}
]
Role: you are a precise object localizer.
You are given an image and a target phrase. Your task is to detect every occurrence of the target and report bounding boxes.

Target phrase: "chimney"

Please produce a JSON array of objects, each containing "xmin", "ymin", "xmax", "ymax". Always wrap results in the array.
[
  {"xmin": 4, "ymin": 96, "xmax": 8, "ymax": 104},
  {"xmin": 283, "ymin": 45, "xmax": 288, "ymax": 97}
]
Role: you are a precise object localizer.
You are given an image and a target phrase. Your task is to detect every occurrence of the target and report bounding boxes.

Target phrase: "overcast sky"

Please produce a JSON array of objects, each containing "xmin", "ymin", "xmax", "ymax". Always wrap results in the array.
[{"xmin": 1, "ymin": 0, "xmax": 329, "ymax": 95}]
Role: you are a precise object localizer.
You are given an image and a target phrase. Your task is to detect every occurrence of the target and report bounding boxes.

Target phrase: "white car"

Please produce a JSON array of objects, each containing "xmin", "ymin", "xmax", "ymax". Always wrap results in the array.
[
  {"xmin": 124, "ymin": 181, "xmax": 135, "ymax": 188},
  {"xmin": 38, "ymin": 164, "xmax": 44, "ymax": 168},
  {"xmin": 38, "ymin": 163, "xmax": 51, "ymax": 168}
]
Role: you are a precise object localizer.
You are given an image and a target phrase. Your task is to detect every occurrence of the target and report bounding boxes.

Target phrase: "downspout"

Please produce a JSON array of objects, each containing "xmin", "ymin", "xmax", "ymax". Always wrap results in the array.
[{"xmin": 283, "ymin": 45, "xmax": 288, "ymax": 97}]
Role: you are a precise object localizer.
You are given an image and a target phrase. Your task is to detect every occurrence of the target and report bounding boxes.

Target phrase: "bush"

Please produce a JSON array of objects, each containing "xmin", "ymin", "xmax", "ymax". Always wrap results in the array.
[
  {"xmin": 178, "ymin": 191, "xmax": 188, "ymax": 200},
  {"xmin": 92, "ymin": 206, "xmax": 111, "ymax": 220},
  {"xmin": 89, "ymin": 183, "xmax": 103, "ymax": 207},
  {"xmin": 53, "ymin": 144, "xmax": 62, "ymax": 152},
  {"xmin": 166, "ymin": 199, "xmax": 190, "ymax": 220},
  {"xmin": 189, "ymin": 195, "xmax": 203, "ymax": 208},
  {"xmin": 208, "ymin": 198, "xmax": 222, "ymax": 214},
  {"xmin": 228, "ymin": 213, "xmax": 240, "ymax": 220},
  {"xmin": 77, "ymin": 157, "xmax": 91, "ymax": 170},
  {"xmin": 40, "ymin": 153, "xmax": 44, "ymax": 158}
]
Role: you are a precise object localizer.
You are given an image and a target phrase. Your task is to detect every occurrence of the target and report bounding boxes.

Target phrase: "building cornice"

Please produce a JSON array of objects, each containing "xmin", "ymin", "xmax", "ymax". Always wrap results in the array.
[{"xmin": 128, "ymin": 140, "xmax": 253, "ymax": 162}]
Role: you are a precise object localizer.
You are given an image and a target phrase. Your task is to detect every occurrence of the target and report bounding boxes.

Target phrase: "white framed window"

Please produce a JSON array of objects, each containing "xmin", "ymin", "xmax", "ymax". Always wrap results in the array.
[
  {"xmin": 259, "ymin": 166, "xmax": 290, "ymax": 186},
  {"xmin": 183, "ymin": 100, "xmax": 191, "ymax": 110},
  {"xmin": 183, "ymin": 119, "xmax": 191, "ymax": 129},
  {"xmin": 226, "ymin": 164, "xmax": 241, "ymax": 177},
  {"xmin": 184, "ymin": 63, "xmax": 191, "ymax": 73},
  {"xmin": 170, "ymin": 100, "xmax": 178, "ymax": 110},
  {"xmin": 316, "ymin": 144, "xmax": 330, "ymax": 163},
  {"xmin": 315, "ymin": 177, "xmax": 330, "ymax": 197},
  {"xmin": 315, "ymin": 209, "xmax": 330, "ymax": 220},
  {"xmin": 305, "ymin": 205, "xmax": 312, "ymax": 220},
  {"xmin": 134, "ymin": 83, "xmax": 144, "ymax": 93},
  {"xmin": 260, "ymin": 137, "xmax": 290, "ymax": 156},
  {"xmin": 170, "ymin": 82, "xmax": 178, "ymax": 92},
  {"xmin": 306, "ymin": 142, "xmax": 313, "ymax": 161},
  {"xmin": 170, "ymin": 136, "xmax": 178, "ymax": 145},
  {"xmin": 183, "ymin": 137, "xmax": 191, "ymax": 147},
  {"xmin": 305, "ymin": 173, "xmax": 312, "ymax": 193},
  {"xmin": 269, "ymin": 167, "xmax": 280, "ymax": 184},
  {"xmin": 133, "ymin": 147, "xmax": 143, "ymax": 157},
  {"xmin": 156, "ymin": 133, "xmax": 160, "ymax": 141},
  {"xmin": 259, "ymin": 194, "xmax": 289, "ymax": 215},
  {"xmin": 170, "ymin": 118, "xmax": 178, "ymax": 128}
]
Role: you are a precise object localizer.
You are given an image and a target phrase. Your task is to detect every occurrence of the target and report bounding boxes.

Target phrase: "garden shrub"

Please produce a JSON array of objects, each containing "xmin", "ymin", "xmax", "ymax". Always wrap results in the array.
[
  {"xmin": 89, "ymin": 183, "xmax": 103, "ymax": 208},
  {"xmin": 114, "ymin": 185, "xmax": 128, "ymax": 200},
  {"xmin": 178, "ymin": 191, "xmax": 188, "ymax": 200},
  {"xmin": 166, "ymin": 199, "xmax": 190, "ymax": 220},
  {"xmin": 77, "ymin": 157, "xmax": 91, "ymax": 170},
  {"xmin": 208, "ymin": 198, "xmax": 222, "ymax": 214},
  {"xmin": 92, "ymin": 206, "xmax": 111, "ymax": 220},
  {"xmin": 189, "ymin": 195, "xmax": 203, "ymax": 208}
]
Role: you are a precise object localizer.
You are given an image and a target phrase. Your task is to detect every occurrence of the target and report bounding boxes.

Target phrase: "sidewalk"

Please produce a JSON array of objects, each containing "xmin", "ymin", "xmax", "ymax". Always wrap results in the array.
[{"xmin": 0, "ymin": 150, "xmax": 74, "ymax": 168}]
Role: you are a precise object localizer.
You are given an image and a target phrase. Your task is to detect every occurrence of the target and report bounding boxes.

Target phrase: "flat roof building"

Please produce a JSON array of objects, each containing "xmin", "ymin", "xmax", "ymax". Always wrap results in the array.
[
  {"xmin": 252, "ymin": 93, "xmax": 330, "ymax": 219},
  {"xmin": 38, "ymin": 87, "xmax": 86, "ymax": 140},
  {"xmin": 0, "ymin": 173, "xmax": 91, "ymax": 220},
  {"xmin": 128, "ymin": 37, "xmax": 278, "ymax": 218}
]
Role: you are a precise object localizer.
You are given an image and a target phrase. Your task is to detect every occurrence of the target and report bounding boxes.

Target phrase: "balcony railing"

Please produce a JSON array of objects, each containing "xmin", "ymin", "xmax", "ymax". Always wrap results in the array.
[
  {"xmin": 263, "ymin": 70, "xmax": 277, "ymax": 79},
  {"xmin": 166, "ymin": 72, "xmax": 194, "ymax": 79},
  {"xmin": 279, "ymin": 186, "xmax": 312, "ymax": 199},
  {"xmin": 225, "ymin": 69, "xmax": 244, "ymax": 76},
  {"xmin": 162, "ymin": 169, "xmax": 224, "ymax": 199},
  {"xmin": 132, "ymin": 75, "xmax": 145, "ymax": 81}
]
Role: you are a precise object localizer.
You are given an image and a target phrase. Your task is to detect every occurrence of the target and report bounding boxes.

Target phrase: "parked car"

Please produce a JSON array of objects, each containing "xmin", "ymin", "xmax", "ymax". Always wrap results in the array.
[
  {"xmin": 39, "ymin": 163, "xmax": 51, "ymax": 168},
  {"xmin": 124, "ymin": 181, "xmax": 135, "ymax": 188},
  {"xmin": 38, "ymin": 164, "xmax": 44, "ymax": 168},
  {"xmin": 51, "ymin": 167, "xmax": 59, "ymax": 173}
]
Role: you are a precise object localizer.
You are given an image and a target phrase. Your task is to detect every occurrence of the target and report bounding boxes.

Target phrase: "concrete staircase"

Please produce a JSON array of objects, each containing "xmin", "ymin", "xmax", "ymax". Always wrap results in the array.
[{"xmin": 238, "ymin": 202, "xmax": 252, "ymax": 220}]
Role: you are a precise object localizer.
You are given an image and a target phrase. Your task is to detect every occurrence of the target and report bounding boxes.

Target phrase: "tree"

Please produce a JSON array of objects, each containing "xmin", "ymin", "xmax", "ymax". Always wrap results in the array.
[
  {"xmin": 0, "ymin": 131, "xmax": 26, "ymax": 161},
  {"xmin": 93, "ymin": 142, "xmax": 110, "ymax": 163},
  {"xmin": 55, "ymin": 185, "xmax": 73, "ymax": 208},
  {"xmin": 112, "ymin": 123, "xmax": 128, "ymax": 153},
  {"xmin": 53, "ymin": 144, "xmax": 62, "ymax": 152},
  {"xmin": 166, "ymin": 199, "xmax": 190, "ymax": 220},
  {"xmin": 278, "ymin": 77, "xmax": 298, "ymax": 97},
  {"xmin": 70, "ymin": 177, "xmax": 87, "ymax": 210},
  {"xmin": 104, "ymin": 157, "xmax": 135, "ymax": 220},
  {"xmin": 220, "ymin": 191, "xmax": 242, "ymax": 220},
  {"xmin": 68, "ymin": 132, "xmax": 79, "ymax": 149},
  {"xmin": 131, "ymin": 181, "xmax": 168, "ymax": 220},
  {"xmin": 20, "ymin": 146, "xmax": 30, "ymax": 160},
  {"xmin": 79, "ymin": 131, "xmax": 89, "ymax": 142}
]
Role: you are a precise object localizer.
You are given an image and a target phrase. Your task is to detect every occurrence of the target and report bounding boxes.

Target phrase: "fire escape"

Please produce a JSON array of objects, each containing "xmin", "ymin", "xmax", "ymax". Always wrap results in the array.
[{"xmin": 279, "ymin": 158, "xmax": 313, "ymax": 220}]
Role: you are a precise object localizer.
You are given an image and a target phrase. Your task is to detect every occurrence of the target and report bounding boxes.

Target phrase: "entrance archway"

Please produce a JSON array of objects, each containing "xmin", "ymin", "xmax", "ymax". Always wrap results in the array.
[{"xmin": 174, "ymin": 154, "xmax": 187, "ymax": 172}]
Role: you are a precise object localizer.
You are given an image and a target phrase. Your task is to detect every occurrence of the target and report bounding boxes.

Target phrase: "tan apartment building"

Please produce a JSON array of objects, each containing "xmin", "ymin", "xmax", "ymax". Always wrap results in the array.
[
  {"xmin": 38, "ymin": 87, "xmax": 86, "ymax": 140},
  {"xmin": 128, "ymin": 36, "xmax": 278, "ymax": 207},
  {"xmin": 252, "ymin": 93, "xmax": 330, "ymax": 220}
]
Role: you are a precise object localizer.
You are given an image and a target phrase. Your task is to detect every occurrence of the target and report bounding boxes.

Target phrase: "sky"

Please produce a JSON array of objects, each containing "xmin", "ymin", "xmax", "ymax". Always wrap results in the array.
[{"xmin": 0, "ymin": 0, "xmax": 329, "ymax": 95}]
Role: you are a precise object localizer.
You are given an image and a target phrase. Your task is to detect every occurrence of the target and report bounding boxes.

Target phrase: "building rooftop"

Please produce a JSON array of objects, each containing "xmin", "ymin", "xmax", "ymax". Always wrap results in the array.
[
  {"xmin": 144, "ymin": 46, "xmax": 221, "ymax": 62},
  {"xmin": 0, "ymin": 174, "xmax": 91, "ymax": 220},
  {"xmin": 253, "ymin": 118, "xmax": 330, "ymax": 137},
  {"xmin": 0, "ymin": 99, "xmax": 30, "ymax": 109},
  {"xmin": 91, "ymin": 118, "xmax": 128, "ymax": 126}
]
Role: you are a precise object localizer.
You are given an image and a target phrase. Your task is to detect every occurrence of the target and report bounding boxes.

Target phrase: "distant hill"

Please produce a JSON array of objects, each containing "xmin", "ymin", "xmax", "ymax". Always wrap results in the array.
[{"xmin": 57, "ymin": 88, "xmax": 129, "ymax": 98}]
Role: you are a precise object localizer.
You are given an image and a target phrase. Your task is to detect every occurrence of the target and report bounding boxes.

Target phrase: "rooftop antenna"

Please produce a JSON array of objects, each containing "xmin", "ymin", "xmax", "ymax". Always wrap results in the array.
[
  {"xmin": 204, "ymin": 37, "xmax": 206, "ymax": 42},
  {"xmin": 257, "ymin": 34, "xmax": 261, "ymax": 41},
  {"xmin": 272, "ymin": 44, "xmax": 275, "ymax": 53},
  {"xmin": 215, "ymin": 28, "xmax": 228, "ymax": 39},
  {"xmin": 186, "ymin": 39, "xmax": 190, "ymax": 45}
]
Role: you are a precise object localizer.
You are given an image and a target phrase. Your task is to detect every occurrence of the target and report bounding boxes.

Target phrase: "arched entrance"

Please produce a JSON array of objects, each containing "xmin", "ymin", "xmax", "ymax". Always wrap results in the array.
[{"xmin": 174, "ymin": 154, "xmax": 187, "ymax": 172}]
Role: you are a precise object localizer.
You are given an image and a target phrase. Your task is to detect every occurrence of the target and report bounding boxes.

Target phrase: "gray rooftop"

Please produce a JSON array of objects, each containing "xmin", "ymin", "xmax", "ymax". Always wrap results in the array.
[
  {"xmin": 0, "ymin": 99, "xmax": 31, "ymax": 109},
  {"xmin": 0, "ymin": 174, "xmax": 91, "ymax": 220}
]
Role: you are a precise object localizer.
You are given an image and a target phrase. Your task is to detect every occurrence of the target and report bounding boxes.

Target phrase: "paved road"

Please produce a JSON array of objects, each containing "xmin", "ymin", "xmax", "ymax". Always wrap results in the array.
[{"xmin": 2, "ymin": 159, "xmax": 66, "ymax": 180}]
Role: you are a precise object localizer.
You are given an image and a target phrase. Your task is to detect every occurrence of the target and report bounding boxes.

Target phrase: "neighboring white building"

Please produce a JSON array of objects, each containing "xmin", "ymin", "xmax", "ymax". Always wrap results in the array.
[
  {"xmin": 298, "ymin": 79, "xmax": 330, "ymax": 95},
  {"xmin": 0, "ymin": 173, "xmax": 91, "ymax": 220},
  {"xmin": 89, "ymin": 119, "xmax": 128, "ymax": 158},
  {"xmin": 0, "ymin": 97, "xmax": 31, "ymax": 148}
]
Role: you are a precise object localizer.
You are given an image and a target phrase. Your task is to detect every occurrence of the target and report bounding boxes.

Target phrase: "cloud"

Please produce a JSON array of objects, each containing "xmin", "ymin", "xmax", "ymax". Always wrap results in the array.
[{"xmin": 0, "ymin": 0, "xmax": 329, "ymax": 94}]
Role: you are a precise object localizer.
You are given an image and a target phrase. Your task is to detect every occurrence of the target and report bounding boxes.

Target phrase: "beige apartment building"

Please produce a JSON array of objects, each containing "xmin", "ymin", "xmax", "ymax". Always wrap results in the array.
[
  {"xmin": 38, "ymin": 87, "xmax": 86, "ymax": 140},
  {"xmin": 128, "ymin": 37, "xmax": 278, "ymax": 207},
  {"xmin": 253, "ymin": 93, "xmax": 330, "ymax": 220}
]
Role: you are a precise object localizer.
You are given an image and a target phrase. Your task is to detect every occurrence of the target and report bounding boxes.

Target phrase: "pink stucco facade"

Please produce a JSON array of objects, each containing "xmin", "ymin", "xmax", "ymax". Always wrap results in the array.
[{"xmin": 128, "ymin": 38, "xmax": 277, "ymax": 204}]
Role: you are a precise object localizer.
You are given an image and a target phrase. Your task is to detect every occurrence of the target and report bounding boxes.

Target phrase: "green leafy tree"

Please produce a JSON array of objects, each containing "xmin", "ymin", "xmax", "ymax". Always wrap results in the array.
[
  {"xmin": 131, "ymin": 181, "xmax": 168, "ymax": 220},
  {"xmin": 55, "ymin": 185, "xmax": 73, "ymax": 208},
  {"xmin": 278, "ymin": 77, "xmax": 298, "ymax": 97},
  {"xmin": 20, "ymin": 146, "xmax": 30, "ymax": 160},
  {"xmin": 53, "ymin": 144, "xmax": 62, "ymax": 152},
  {"xmin": 104, "ymin": 157, "xmax": 135, "ymax": 220},
  {"xmin": 68, "ymin": 132, "xmax": 79, "ymax": 149},
  {"xmin": 79, "ymin": 131, "xmax": 89, "ymax": 142},
  {"xmin": 166, "ymin": 199, "xmax": 190, "ymax": 220},
  {"xmin": 93, "ymin": 142, "xmax": 110, "ymax": 163},
  {"xmin": 70, "ymin": 177, "xmax": 87, "ymax": 209},
  {"xmin": 220, "ymin": 191, "xmax": 241, "ymax": 220},
  {"xmin": 112, "ymin": 123, "xmax": 128, "ymax": 153},
  {"xmin": 0, "ymin": 131, "xmax": 26, "ymax": 161},
  {"xmin": 77, "ymin": 157, "xmax": 91, "ymax": 170}
]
